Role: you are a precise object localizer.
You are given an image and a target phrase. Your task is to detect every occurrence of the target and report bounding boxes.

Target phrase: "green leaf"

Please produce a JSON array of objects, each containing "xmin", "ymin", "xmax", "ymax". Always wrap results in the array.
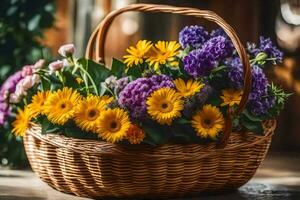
[
  {"xmin": 241, "ymin": 117, "xmax": 264, "ymax": 135},
  {"xmin": 126, "ymin": 65, "xmax": 142, "ymax": 79},
  {"xmin": 78, "ymin": 58, "xmax": 111, "ymax": 83},
  {"xmin": 142, "ymin": 121, "xmax": 169, "ymax": 145},
  {"xmin": 176, "ymin": 118, "xmax": 190, "ymax": 125},
  {"xmin": 39, "ymin": 116, "xmax": 60, "ymax": 135},
  {"xmin": 211, "ymin": 65, "xmax": 227, "ymax": 73},
  {"xmin": 242, "ymin": 110, "xmax": 263, "ymax": 122},
  {"xmin": 62, "ymin": 70, "xmax": 79, "ymax": 89},
  {"xmin": 111, "ymin": 58, "xmax": 125, "ymax": 78}
]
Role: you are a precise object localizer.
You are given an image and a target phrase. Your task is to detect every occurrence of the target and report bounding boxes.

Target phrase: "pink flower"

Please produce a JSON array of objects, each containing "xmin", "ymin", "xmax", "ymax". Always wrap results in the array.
[
  {"xmin": 21, "ymin": 65, "xmax": 33, "ymax": 77},
  {"xmin": 58, "ymin": 44, "xmax": 75, "ymax": 57},
  {"xmin": 49, "ymin": 60, "xmax": 64, "ymax": 73},
  {"xmin": 33, "ymin": 59, "xmax": 45, "ymax": 70}
]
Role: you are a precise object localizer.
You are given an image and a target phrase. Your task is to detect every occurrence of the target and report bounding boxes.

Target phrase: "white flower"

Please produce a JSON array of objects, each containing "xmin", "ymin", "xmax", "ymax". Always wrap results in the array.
[
  {"xmin": 104, "ymin": 75, "xmax": 118, "ymax": 88},
  {"xmin": 62, "ymin": 58, "xmax": 72, "ymax": 67},
  {"xmin": 9, "ymin": 94, "xmax": 21, "ymax": 103},
  {"xmin": 31, "ymin": 74, "xmax": 40, "ymax": 84},
  {"xmin": 49, "ymin": 60, "xmax": 64, "ymax": 73},
  {"xmin": 58, "ymin": 44, "xmax": 75, "ymax": 57}
]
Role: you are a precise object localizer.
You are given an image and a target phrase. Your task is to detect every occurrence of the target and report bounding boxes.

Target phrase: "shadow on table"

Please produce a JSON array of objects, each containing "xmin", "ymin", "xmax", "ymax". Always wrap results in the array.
[{"xmin": 0, "ymin": 186, "xmax": 46, "ymax": 200}]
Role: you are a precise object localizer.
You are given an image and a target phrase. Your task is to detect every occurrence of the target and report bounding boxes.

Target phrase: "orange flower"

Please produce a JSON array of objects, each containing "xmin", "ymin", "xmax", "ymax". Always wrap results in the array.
[{"xmin": 126, "ymin": 124, "xmax": 145, "ymax": 144}]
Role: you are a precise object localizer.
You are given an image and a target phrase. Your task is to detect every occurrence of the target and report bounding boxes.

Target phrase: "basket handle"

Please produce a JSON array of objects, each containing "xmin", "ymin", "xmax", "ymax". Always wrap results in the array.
[{"xmin": 85, "ymin": 4, "xmax": 252, "ymax": 148}]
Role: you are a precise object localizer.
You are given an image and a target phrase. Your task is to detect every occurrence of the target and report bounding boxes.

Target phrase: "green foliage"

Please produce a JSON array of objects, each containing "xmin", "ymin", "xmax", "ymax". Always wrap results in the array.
[
  {"xmin": 267, "ymin": 83, "xmax": 291, "ymax": 116},
  {"xmin": 0, "ymin": 0, "xmax": 55, "ymax": 168}
]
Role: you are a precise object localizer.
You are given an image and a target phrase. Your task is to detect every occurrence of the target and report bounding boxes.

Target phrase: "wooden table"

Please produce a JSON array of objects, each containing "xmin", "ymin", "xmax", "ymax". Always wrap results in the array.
[{"xmin": 0, "ymin": 153, "xmax": 299, "ymax": 200}]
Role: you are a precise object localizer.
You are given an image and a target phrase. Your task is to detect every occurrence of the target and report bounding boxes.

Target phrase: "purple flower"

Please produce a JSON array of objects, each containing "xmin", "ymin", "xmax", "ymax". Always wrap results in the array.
[
  {"xmin": 210, "ymin": 28, "xmax": 227, "ymax": 38},
  {"xmin": 247, "ymin": 36, "xmax": 283, "ymax": 62},
  {"xmin": 183, "ymin": 49, "xmax": 216, "ymax": 77},
  {"xmin": 0, "ymin": 71, "xmax": 23, "ymax": 94},
  {"xmin": 114, "ymin": 77, "xmax": 129, "ymax": 95},
  {"xmin": 227, "ymin": 57, "xmax": 244, "ymax": 88},
  {"xmin": 0, "ymin": 102, "xmax": 9, "ymax": 125},
  {"xmin": 118, "ymin": 75, "xmax": 174, "ymax": 118},
  {"xmin": 248, "ymin": 95, "xmax": 275, "ymax": 115},
  {"xmin": 201, "ymin": 36, "xmax": 233, "ymax": 60},
  {"xmin": 226, "ymin": 58, "xmax": 273, "ymax": 115},
  {"xmin": 179, "ymin": 25, "xmax": 209, "ymax": 49}
]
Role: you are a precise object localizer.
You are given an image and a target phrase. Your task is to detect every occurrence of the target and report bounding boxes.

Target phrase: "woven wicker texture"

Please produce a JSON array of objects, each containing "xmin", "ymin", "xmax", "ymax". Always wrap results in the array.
[
  {"xmin": 23, "ymin": 3, "xmax": 277, "ymax": 199},
  {"xmin": 24, "ymin": 120, "xmax": 276, "ymax": 199}
]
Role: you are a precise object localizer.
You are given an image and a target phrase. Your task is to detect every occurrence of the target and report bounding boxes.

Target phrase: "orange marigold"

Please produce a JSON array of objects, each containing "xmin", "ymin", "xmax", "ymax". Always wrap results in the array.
[{"xmin": 126, "ymin": 124, "xmax": 145, "ymax": 144}]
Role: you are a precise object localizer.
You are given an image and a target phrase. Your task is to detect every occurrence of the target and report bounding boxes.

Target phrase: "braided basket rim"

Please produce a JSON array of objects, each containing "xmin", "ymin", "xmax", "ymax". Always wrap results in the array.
[{"xmin": 25, "ymin": 120, "xmax": 276, "ymax": 161}]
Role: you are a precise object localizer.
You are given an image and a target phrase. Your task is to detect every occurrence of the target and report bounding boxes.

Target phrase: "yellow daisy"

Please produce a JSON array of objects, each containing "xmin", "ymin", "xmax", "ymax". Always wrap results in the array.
[
  {"xmin": 12, "ymin": 107, "xmax": 32, "ymax": 137},
  {"xmin": 43, "ymin": 87, "xmax": 82, "ymax": 125},
  {"xmin": 74, "ymin": 95, "xmax": 107, "ymax": 132},
  {"xmin": 126, "ymin": 124, "xmax": 145, "ymax": 144},
  {"xmin": 146, "ymin": 88, "xmax": 184, "ymax": 125},
  {"xmin": 97, "ymin": 108, "xmax": 131, "ymax": 143},
  {"xmin": 123, "ymin": 40, "xmax": 152, "ymax": 67},
  {"xmin": 27, "ymin": 91, "xmax": 51, "ymax": 118},
  {"xmin": 146, "ymin": 41, "xmax": 181, "ymax": 71},
  {"xmin": 99, "ymin": 95, "xmax": 114, "ymax": 104},
  {"xmin": 220, "ymin": 89, "xmax": 243, "ymax": 106},
  {"xmin": 174, "ymin": 78, "xmax": 204, "ymax": 98},
  {"xmin": 192, "ymin": 104, "xmax": 225, "ymax": 139}
]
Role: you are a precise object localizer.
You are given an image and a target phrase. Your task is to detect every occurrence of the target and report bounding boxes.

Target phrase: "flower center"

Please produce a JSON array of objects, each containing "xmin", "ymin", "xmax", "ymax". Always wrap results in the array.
[
  {"xmin": 87, "ymin": 109, "xmax": 99, "ymax": 121},
  {"xmin": 60, "ymin": 103, "xmax": 66, "ymax": 109},
  {"xmin": 202, "ymin": 118, "xmax": 213, "ymax": 128},
  {"xmin": 109, "ymin": 121, "xmax": 120, "ymax": 132},
  {"xmin": 160, "ymin": 101, "xmax": 173, "ymax": 113}
]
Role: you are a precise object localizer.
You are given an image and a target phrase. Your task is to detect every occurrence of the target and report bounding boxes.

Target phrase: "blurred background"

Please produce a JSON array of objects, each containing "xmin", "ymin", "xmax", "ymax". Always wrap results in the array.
[{"xmin": 0, "ymin": 0, "xmax": 300, "ymax": 168}]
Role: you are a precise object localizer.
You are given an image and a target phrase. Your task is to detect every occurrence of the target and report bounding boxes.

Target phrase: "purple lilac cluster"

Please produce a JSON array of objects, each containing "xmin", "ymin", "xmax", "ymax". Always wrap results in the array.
[
  {"xmin": 226, "ymin": 58, "xmax": 274, "ymax": 115},
  {"xmin": 0, "ymin": 71, "xmax": 23, "ymax": 125},
  {"xmin": 118, "ymin": 75, "xmax": 174, "ymax": 118},
  {"xmin": 183, "ymin": 35, "xmax": 233, "ymax": 77},
  {"xmin": 183, "ymin": 49, "xmax": 216, "ymax": 77},
  {"xmin": 179, "ymin": 25, "xmax": 209, "ymax": 49},
  {"xmin": 247, "ymin": 36, "xmax": 283, "ymax": 63}
]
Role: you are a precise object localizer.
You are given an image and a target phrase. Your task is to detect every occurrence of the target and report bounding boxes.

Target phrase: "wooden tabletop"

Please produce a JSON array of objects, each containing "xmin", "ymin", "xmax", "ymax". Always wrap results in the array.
[{"xmin": 0, "ymin": 152, "xmax": 299, "ymax": 200}]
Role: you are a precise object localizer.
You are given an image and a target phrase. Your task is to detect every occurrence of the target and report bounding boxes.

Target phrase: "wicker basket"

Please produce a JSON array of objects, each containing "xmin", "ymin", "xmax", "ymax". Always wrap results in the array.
[{"xmin": 24, "ymin": 4, "xmax": 277, "ymax": 199}]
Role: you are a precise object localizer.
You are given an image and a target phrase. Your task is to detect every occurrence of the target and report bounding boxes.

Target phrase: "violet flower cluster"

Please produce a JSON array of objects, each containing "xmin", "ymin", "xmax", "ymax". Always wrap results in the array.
[
  {"xmin": 179, "ymin": 25, "xmax": 209, "ymax": 49},
  {"xmin": 247, "ymin": 36, "xmax": 283, "ymax": 63},
  {"xmin": 226, "ymin": 57, "xmax": 275, "ymax": 115},
  {"xmin": 118, "ymin": 75, "xmax": 174, "ymax": 118},
  {"xmin": 181, "ymin": 26, "xmax": 234, "ymax": 78}
]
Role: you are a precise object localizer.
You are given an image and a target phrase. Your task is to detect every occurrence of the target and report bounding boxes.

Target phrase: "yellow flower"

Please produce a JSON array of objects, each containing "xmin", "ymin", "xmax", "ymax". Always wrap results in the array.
[
  {"xmin": 146, "ymin": 41, "xmax": 181, "ymax": 71},
  {"xmin": 174, "ymin": 78, "xmax": 204, "ymax": 98},
  {"xmin": 146, "ymin": 88, "xmax": 183, "ymax": 125},
  {"xmin": 126, "ymin": 124, "xmax": 145, "ymax": 144},
  {"xmin": 99, "ymin": 95, "xmax": 114, "ymax": 104},
  {"xmin": 97, "ymin": 108, "xmax": 131, "ymax": 143},
  {"xmin": 123, "ymin": 40, "xmax": 152, "ymax": 67},
  {"xmin": 220, "ymin": 89, "xmax": 243, "ymax": 106},
  {"xmin": 27, "ymin": 91, "xmax": 51, "ymax": 118},
  {"xmin": 12, "ymin": 107, "xmax": 32, "ymax": 137},
  {"xmin": 192, "ymin": 104, "xmax": 225, "ymax": 139},
  {"xmin": 74, "ymin": 95, "xmax": 107, "ymax": 132},
  {"xmin": 76, "ymin": 77, "xmax": 83, "ymax": 84},
  {"xmin": 43, "ymin": 87, "xmax": 82, "ymax": 125}
]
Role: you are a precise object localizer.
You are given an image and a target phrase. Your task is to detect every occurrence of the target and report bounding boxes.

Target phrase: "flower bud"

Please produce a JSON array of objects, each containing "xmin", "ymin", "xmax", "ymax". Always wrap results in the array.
[
  {"xmin": 33, "ymin": 59, "xmax": 45, "ymax": 70},
  {"xmin": 49, "ymin": 60, "xmax": 64, "ymax": 73},
  {"xmin": 58, "ymin": 44, "xmax": 75, "ymax": 57}
]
